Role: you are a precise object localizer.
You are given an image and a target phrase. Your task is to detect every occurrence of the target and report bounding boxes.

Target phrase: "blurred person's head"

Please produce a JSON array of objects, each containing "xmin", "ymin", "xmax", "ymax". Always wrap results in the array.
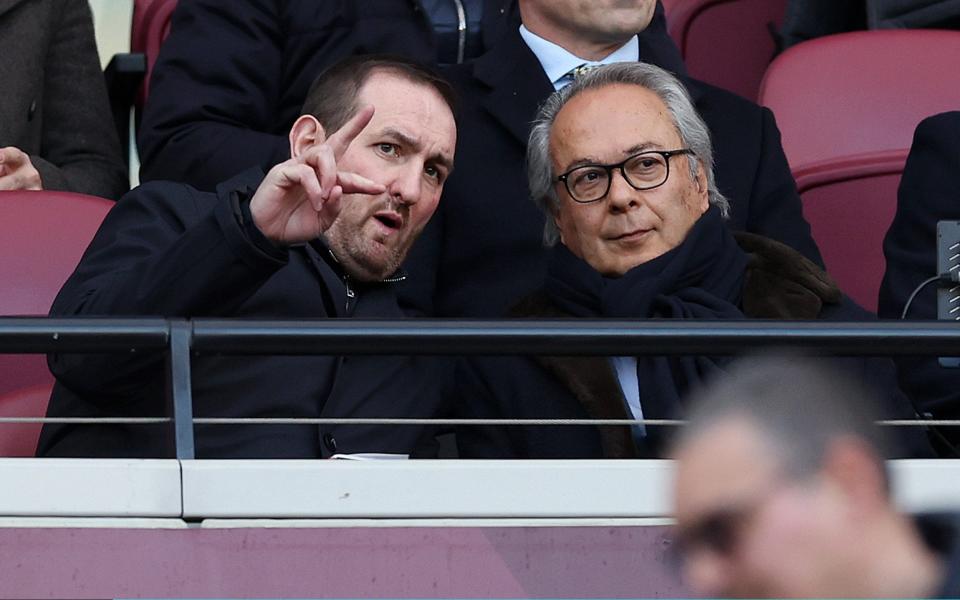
[
  {"xmin": 518, "ymin": 0, "xmax": 657, "ymax": 60},
  {"xmin": 527, "ymin": 62, "xmax": 727, "ymax": 276},
  {"xmin": 670, "ymin": 355, "xmax": 942, "ymax": 598}
]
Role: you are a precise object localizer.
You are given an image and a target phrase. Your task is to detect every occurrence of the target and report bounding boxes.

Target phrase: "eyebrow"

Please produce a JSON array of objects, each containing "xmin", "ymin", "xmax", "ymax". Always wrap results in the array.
[
  {"xmin": 560, "ymin": 142, "xmax": 666, "ymax": 173},
  {"xmin": 381, "ymin": 127, "xmax": 454, "ymax": 172}
]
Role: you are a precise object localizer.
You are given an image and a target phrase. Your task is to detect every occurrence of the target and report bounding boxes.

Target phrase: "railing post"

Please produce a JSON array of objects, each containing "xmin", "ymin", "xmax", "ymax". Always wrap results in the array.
[{"xmin": 166, "ymin": 319, "xmax": 196, "ymax": 459}]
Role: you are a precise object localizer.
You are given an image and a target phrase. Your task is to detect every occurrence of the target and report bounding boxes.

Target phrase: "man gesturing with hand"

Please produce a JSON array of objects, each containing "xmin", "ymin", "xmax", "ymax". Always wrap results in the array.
[{"xmin": 38, "ymin": 56, "xmax": 458, "ymax": 459}]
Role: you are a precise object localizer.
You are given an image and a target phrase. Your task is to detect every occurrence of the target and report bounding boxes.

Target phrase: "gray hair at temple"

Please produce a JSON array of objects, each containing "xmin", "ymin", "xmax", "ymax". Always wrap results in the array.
[
  {"xmin": 527, "ymin": 62, "xmax": 729, "ymax": 246},
  {"xmin": 674, "ymin": 355, "xmax": 895, "ymax": 490}
]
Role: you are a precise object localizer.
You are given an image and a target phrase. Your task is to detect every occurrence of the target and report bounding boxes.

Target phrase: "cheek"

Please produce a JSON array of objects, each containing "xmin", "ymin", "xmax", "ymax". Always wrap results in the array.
[{"xmin": 409, "ymin": 192, "xmax": 442, "ymax": 229}]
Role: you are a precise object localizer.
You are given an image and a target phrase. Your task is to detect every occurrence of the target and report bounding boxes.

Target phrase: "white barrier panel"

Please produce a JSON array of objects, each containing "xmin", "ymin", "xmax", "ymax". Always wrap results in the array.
[
  {"xmin": 0, "ymin": 459, "xmax": 958, "ymax": 520},
  {"xmin": 181, "ymin": 459, "xmax": 675, "ymax": 519},
  {"xmin": 891, "ymin": 459, "xmax": 960, "ymax": 512},
  {"xmin": 0, "ymin": 459, "xmax": 181, "ymax": 517}
]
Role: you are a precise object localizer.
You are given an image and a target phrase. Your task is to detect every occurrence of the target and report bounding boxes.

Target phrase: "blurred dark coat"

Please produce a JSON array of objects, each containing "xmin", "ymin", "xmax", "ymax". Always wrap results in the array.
[
  {"xmin": 137, "ymin": 0, "xmax": 518, "ymax": 191},
  {"xmin": 879, "ymin": 111, "xmax": 960, "ymax": 453},
  {"xmin": 0, "ymin": 0, "xmax": 127, "ymax": 199}
]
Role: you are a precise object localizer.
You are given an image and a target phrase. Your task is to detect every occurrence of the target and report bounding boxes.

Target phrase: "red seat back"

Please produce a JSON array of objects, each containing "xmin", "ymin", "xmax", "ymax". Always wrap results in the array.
[
  {"xmin": 663, "ymin": 0, "xmax": 787, "ymax": 100},
  {"xmin": 793, "ymin": 152, "xmax": 908, "ymax": 312},
  {"xmin": 0, "ymin": 384, "xmax": 53, "ymax": 456},
  {"xmin": 759, "ymin": 30, "xmax": 960, "ymax": 312},
  {"xmin": 759, "ymin": 29, "xmax": 960, "ymax": 169},
  {"xmin": 0, "ymin": 191, "xmax": 113, "ymax": 397},
  {"xmin": 131, "ymin": 0, "xmax": 179, "ymax": 106}
]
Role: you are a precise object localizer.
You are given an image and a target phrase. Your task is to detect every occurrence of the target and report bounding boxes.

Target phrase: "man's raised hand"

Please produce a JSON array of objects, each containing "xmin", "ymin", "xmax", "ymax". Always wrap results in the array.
[{"xmin": 249, "ymin": 106, "xmax": 385, "ymax": 245}]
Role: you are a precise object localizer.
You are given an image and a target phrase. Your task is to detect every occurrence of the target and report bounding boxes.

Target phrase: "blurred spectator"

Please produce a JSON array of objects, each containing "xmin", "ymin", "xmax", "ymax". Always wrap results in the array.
[
  {"xmin": 671, "ymin": 355, "xmax": 959, "ymax": 598},
  {"xmin": 454, "ymin": 63, "xmax": 921, "ymax": 459},
  {"xmin": 401, "ymin": 0, "xmax": 822, "ymax": 319},
  {"xmin": 879, "ymin": 111, "xmax": 960, "ymax": 454},
  {"xmin": 38, "ymin": 56, "xmax": 457, "ymax": 459},
  {"xmin": 0, "ymin": 0, "xmax": 127, "ymax": 199},
  {"xmin": 780, "ymin": 0, "xmax": 960, "ymax": 50},
  {"xmin": 138, "ymin": 0, "xmax": 518, "ymax": 190}
]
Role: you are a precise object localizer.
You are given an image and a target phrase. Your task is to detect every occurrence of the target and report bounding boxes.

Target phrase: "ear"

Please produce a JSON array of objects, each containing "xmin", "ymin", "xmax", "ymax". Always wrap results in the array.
[
  {"xmin": 550, "ymin": 201, "xmax": 567, "ymax": 245},
  {"xmin": 821, "ymin": 436, "xmax": 889, "ymax": 514},
  {"xmin": 289, "ymin": 115, "xmax": 326, "ymax": 160},
  {"xmin": 694, "ymin": 162, "xmax": 710, "ymax": 213}
]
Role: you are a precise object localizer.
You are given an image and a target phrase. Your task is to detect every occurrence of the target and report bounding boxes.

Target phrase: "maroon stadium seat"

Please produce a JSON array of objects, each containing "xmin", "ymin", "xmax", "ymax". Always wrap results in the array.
[
  {"xmin": 663, "ymin": 0, "xmax": 787, "ymax": 100},
  {"xmin": 131, "ymin": 0, "xmax": 178, "ymax": 107},
  {"xmin": 758, "ymin": 29, "xmax": 960, "ymax": 312},
  {"xmin": 0, "ymin": 384, "xmax": 53, "ymax": 456},
  {"xmin": 0, "ymin": 191, "xmax": 113, "ymax": 446}
]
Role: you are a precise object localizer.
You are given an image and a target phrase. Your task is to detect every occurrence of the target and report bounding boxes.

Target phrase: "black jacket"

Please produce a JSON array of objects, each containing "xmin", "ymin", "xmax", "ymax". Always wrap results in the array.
[
  {"xmin": 457, "ymin": 233, "xmax": 927, "ymax": 459},
  {"xmin": 137, "ymin": 0, "xmax": 518, "ymax": 191},
  {"xmin": 878, "ymin": 111, "xmax": 960, "ymax": 452},
  {"xmin": 400, "ymin": 20, "xmax": 823, "ymax": 318},
  {"xmin": 37, "ymin": 170, "xmax": 443, "ymax": 459}
]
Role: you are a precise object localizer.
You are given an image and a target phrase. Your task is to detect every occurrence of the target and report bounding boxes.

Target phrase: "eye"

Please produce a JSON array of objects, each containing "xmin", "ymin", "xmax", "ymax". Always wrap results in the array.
[
  {"xmin": 424, "ymin": 165, "xmax": 441, "ymax": 181},
  {"xmin": 377, "ymin": 143, "xmax": 399, "ymax": 157},
  {"xmin": 572, "ymin": 167, "xmax": 605, "ymax": 187}
]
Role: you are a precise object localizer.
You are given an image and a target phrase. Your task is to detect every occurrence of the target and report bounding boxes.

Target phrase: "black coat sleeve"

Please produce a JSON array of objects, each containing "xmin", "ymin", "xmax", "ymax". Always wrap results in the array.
[
  {"xmin": 748, "ymin": 107, "xmax": 824, "ymax": 267},
  {"xmin": 878, "ymin": 111, "xmax": 960, "ymax": 452},
  {"xmin": 48, "ymin": 181, "xmax": 288, "ymax": 396},
  {"xmin": 136, "ymin": 0, "xmax": 290, "ymax": 190},
  {"xmin": 32, "ymin": 0, "xmax": 127, "ymax": 199}
]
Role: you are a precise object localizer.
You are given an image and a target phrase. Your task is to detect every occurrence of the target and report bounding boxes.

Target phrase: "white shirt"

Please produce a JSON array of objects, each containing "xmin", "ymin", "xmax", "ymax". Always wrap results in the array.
[{"xmin": 518, "ymin": 25, "xmax": 640, "ymax": 91}]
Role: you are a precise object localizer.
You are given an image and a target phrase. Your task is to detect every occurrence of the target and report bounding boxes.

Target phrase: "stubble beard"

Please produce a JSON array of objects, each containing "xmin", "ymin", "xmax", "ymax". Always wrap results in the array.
[{"xmin": 324, "ymin": 199, "xmax": 413, "ymax": 282}]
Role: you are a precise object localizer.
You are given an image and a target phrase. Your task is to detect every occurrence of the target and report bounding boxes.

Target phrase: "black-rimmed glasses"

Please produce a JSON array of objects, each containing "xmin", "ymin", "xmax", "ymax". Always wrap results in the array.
[{"xmin": 556, "ymin": 148, "xmax": 695, "ymax": 203}]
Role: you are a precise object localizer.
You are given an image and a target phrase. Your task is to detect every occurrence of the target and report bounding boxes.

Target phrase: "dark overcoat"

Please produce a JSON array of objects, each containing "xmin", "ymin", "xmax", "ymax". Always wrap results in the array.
[{"xmin": 0, "ymin": 0, "xmax": 127, "ymax": 199}]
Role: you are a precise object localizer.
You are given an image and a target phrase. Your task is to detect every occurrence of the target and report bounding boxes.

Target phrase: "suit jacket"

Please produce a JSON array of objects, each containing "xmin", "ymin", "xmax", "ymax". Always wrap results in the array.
[
  {"xmin": 400, "ymin": 19, "xmax": 823, "ymax": 318},
  {"xmin": 878, "ymin": 111, "xmax": 960, "ymax": 452},
  {"xmin": 456, "ymin": 233, "xmax": 927, "ymax": 459},
  {"xmin": 137, "ymin": 0, "xmax": 519, "ymax": 191},
  {"xmin": 0, "ymin": 0, "xmax": 127, "ymax": 199},
  {"xmin": 37, "ymin": 170, "xmax": 443, "ymax": 459}
]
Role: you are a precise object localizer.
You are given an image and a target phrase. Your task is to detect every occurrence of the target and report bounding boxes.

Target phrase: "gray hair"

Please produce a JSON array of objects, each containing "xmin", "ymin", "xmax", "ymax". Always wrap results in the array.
[
  {"xmin": 527, "ymin": 62, "xmax": 729, "ymax": 246},
  {"xmin": 674, "ymin": 355, "xmax": 895, "ymax": 490}
]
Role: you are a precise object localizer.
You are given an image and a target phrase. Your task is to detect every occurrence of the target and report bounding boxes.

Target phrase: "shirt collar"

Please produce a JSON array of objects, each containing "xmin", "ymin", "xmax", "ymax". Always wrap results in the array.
[{"xmin": 518, "ymin": 25, "xmax": 640, "ymax": 90}]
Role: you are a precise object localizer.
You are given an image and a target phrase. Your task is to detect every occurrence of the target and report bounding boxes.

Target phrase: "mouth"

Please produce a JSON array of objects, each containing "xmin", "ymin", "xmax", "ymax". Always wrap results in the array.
[
  {"xmin": 373, "ymin": 210, "xmax": 404, "ymax": 233},
  {"xmin": 608, "ymin": 227, "xmax": 652, "ymax": 243}
]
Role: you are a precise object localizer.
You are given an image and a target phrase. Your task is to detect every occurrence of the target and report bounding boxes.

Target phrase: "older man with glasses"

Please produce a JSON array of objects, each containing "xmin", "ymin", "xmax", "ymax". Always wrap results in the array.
[{"xmin": 453, "ymin": 62, "xmax": 928, "ymax": 459}]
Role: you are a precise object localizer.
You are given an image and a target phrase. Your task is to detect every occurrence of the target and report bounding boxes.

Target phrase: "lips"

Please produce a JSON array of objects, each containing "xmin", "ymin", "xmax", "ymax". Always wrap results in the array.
[
  {"xmin": 373, "ymin": 210, "xmax": 404, "ymax": 232},
  {"xmin": 608, "ymin": 227, "xmax": 652, "ymax": 242}
]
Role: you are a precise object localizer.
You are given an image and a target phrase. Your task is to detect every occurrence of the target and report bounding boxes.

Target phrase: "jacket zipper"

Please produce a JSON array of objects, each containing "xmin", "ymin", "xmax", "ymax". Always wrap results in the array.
[{"xmin": 453, "ymin": 0, "xmax": 467, "ymax": 64}]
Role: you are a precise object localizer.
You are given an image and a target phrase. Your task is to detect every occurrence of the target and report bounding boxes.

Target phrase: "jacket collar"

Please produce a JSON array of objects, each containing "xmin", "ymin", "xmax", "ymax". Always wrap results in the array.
[
  {"xmin": 0, "ymin": 0, "xmax": 28, "ymax": 19},
  {"xmin": 472, "ymin": 27, "xmax": 555, "ymax": 146},
  {"xmin": 470, "ymin": 20, "xmax": 701, "ymax": 148}
]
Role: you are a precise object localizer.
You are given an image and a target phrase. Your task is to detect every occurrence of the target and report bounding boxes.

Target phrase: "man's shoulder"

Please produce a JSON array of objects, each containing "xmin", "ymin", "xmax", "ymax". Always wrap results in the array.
[{"xmin": 684, "ymin": 76, "xmax": 766, "ymax": 119}]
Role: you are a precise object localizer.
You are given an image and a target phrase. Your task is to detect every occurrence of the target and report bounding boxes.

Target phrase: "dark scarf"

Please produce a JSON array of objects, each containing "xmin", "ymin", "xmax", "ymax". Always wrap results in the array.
[{"xmin": 543, "ymin": 206, "xmax": 748, "ymax": 453}]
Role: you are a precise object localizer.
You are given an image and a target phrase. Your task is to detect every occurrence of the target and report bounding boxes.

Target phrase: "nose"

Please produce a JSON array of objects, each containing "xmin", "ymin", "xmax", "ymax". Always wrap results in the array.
[
  {"xmin": 683, "ymin": 551, "xmax": 732, "ymax": 598},
  {"xmin": 386, "ymin": 162, "xmax": 423, "ymax": 207},
  {"xmin": 606, "ymin": 168, "xmax": 640, "ymax": 213}
]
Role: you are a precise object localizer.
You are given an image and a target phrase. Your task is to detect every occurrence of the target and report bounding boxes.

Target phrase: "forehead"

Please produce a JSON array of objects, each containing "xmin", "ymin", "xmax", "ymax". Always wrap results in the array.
[
  {"xmin": 550, "ymin": 84, "xmax": 682, "ymax": 167},
  {"xmin": 355, "ymin": 71, "xmax": 457, "ymax": 152},
  {"xmin": 674, "ymin": 418, "xmax": 783, "ymax": 519}
]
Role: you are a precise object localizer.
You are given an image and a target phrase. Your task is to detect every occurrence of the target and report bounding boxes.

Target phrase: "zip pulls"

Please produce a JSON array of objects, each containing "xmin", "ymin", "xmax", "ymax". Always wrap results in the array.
[{"xmin": 453, "ymin": 0, "xmax": 467, "ymax": 64}]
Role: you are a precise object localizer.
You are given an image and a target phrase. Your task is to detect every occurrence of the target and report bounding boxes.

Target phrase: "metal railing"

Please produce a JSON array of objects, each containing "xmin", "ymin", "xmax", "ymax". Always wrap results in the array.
[{"xmin": 3, "ymin": 316, "xmax": 960, "ymax": 459}]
